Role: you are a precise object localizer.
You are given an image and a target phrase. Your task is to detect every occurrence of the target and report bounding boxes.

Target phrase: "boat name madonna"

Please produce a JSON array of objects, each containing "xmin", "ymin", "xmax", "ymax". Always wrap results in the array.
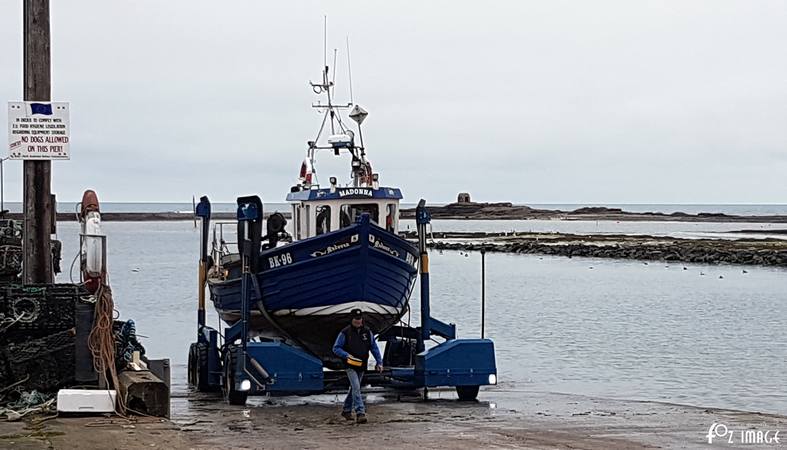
[{"xmin": 338, "ymin": 188, "xmax": 373, "ymax": 197}]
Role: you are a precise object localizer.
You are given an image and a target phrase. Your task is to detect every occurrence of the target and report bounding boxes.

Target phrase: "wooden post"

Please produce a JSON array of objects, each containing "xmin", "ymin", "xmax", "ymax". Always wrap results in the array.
[{"xmin": 22, "ymin": 0, "xmax": 54, "ymax": 284}]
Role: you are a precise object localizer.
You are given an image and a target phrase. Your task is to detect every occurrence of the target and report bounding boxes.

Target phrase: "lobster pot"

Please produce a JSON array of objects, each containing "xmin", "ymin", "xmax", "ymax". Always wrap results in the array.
[
  {"xmin": 0, "ymin": 245, "xmax": 22, "ymax": 282},
  {"xmin": 0, "ymin": 288, "xmax": 6, "ymax": 317},
  {"xmin": 1, "ymin": 284, "xmax": 80, "ymax": 340},
  {"xmin": 0, "ymin": 219, "xmax": 23, "ymax": 284},
  {"xmin": 0, "ymin": 352, "xmax": 7, "ymax": 387},
  {"xmin": 2, "ymin": 329, "xmax": 75, "ymax": 391}
]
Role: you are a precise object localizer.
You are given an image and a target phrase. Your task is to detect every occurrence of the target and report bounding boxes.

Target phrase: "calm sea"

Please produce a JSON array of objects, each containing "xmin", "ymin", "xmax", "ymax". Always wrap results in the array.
[{"xmin": 53, "ymin": 221, "xmax": 787, "ymax": 415}]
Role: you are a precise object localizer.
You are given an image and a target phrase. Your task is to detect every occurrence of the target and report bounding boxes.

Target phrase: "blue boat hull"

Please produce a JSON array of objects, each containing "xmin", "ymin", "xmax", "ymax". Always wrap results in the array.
[{"xmin": 208, "ymin": 218, "xmax": 418, "ymax": 368}]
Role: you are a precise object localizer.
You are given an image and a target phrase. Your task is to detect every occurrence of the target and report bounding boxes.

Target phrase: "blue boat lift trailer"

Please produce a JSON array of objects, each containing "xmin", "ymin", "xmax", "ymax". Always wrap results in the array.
[{"xmin": 188, "ymin": 196, "xmax": 497, "ymax": 405}]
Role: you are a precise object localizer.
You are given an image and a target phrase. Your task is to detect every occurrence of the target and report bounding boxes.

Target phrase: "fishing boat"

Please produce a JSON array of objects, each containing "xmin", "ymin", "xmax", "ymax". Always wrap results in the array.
[{"xmin": 206, "ymin": 61, "xmax": 418, "ymax": 369}]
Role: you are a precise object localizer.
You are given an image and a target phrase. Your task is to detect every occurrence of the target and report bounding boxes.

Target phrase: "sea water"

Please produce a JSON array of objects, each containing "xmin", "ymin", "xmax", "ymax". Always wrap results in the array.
[{"xmin": 54, "ymin": 221, "xmax": 787, "ymax": 414}]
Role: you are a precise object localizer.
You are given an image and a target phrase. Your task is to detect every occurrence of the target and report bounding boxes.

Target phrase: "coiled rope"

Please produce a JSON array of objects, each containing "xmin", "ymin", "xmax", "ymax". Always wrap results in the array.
[{"xmin": 87, "ymin": 283, "xmax": 126, "ymax": 415}]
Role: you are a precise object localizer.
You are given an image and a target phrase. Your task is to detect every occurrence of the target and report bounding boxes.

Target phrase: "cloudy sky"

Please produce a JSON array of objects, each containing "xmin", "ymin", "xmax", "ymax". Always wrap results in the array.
[{"xmin": 1, "ymin": 1, "xmax": 785, "ymax": 204}]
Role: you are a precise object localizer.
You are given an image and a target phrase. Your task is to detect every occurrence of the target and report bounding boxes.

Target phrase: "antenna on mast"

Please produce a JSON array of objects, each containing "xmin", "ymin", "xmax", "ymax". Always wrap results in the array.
[
  {"xmin": 346, "ymin": 36, "xmax": 354, "ymax": 104},
  {"xmin": 332, "ymin": 48, "xmax": 338, "ymax": 85},
  {"xmin": 323, "ymin": 15, "xmax": 327, "ymax": 68}
]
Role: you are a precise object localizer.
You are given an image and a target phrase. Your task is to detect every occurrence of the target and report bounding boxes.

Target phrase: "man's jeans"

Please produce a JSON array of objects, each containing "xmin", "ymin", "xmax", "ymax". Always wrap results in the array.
[{"xmin": 343, "ymin": 369, "xmax": 365, "ymax": 414}]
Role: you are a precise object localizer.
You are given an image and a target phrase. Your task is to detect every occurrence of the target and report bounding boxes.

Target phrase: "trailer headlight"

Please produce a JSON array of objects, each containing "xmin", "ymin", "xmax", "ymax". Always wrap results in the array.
[
  {"xmin": 240, "ymin": 379, "xmax": 251, "ymax": 391},
  {"xmin": 488, "ymin": 374, "xmax": 497, "ymax": 385}
]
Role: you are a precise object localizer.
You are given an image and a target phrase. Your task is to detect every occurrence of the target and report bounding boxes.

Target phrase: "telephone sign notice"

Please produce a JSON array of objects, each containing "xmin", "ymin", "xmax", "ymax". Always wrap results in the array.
[{"xmin": 8, "ymin": 101, "xmax": 70, "ymax": 160}]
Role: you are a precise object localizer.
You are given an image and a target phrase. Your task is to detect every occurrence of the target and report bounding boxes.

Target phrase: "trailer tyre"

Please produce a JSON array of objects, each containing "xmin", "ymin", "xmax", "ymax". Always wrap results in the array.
[
  {"xmin": 456, "ymin": 385, "xmax": 480, "ymax": 401},
  {"xmin": 188, "ymin": 343, "xmax": 201, "ymax": 388},
  {"xmin": 196, "ymin": 343, "xmax": 212, "ymax": 392},
  {"xmin": 189, "ymin": 342, "xmax": 212, "ymax": 392},
  {"xmin": 188, "ymin": 343, "xmax": 196, "ymax": 386},
  {"xmin": 223, "ymin": 348, "xmax": 248, "ymax": 406}
]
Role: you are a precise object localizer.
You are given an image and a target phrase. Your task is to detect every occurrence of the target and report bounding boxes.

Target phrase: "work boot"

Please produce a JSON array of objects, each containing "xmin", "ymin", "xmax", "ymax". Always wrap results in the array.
[
  {"xmin": 356, "ymin": 413, "xmax": 367, "ymax": 424},
  {"xmin": 341, "ymin": 411, "xmax": 353, "ymax": 421}
]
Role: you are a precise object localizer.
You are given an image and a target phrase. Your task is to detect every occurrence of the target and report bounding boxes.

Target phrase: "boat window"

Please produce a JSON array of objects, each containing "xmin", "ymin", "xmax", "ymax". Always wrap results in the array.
[
  {"xmin": 385, "ymin": 204, "xmax": 396, "ymax": 233},
  {"xmin": 340, "ymin": 203, "xmax": 379, "ymax": 228},
  {"xmin": 294, "ymin": 206, "xmax": 301, "ymax": 240},
  {"xmin": 305, "ymin": 205, "xmax": 311, "ymax": 237},
  {"xmin": 316, "ymin": 205, "xmax": 331, "ymax": 235}
]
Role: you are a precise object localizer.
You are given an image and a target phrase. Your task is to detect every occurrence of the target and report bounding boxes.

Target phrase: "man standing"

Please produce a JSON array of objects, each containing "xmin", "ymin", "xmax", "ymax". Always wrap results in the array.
[{"xmin": 332, "ymin": 308, "xmax": 383, "ymax": 424}]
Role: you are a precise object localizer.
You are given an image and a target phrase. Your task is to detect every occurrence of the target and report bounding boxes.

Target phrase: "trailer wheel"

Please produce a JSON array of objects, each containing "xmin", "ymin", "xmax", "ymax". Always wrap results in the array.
[
  {"xmin": 456, "ymin": 385, "xmax": 480, "ymax": 401},
  {"xmin": 189, "ymin": 342, "xmax": 212, "ymax": 392},
  {"xmin": 187, "ymin": 343, "xmax": 197, "ymax": 386},
  {"xmin": 223, "ymin": 348, "xmax": 248, "ymax": 406}
]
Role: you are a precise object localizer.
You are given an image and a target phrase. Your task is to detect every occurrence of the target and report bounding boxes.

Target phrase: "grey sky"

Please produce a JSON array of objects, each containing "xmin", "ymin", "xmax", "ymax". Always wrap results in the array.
[{"xmin": 2, "ymin": 1, "xmax": 786, "ymax": 204}]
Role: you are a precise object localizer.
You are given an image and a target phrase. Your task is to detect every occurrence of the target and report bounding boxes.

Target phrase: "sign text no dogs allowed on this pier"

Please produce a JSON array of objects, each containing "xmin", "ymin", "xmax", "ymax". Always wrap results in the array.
[{"xmin": 7, "ymin": 101, "xmax": 70, "ymax": 160}]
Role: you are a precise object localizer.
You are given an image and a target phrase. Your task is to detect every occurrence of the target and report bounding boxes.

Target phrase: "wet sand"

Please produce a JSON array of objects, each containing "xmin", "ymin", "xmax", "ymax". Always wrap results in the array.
[{"xmin": 2, "ymin": 388, "xmax": 784, "ymax": 449}]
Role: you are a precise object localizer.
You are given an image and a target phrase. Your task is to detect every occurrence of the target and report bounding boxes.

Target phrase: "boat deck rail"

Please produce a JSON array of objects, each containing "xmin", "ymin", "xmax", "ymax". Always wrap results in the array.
[{"xmin": 210, "ymin": 220, "xmax": 237, "ymax": 279}]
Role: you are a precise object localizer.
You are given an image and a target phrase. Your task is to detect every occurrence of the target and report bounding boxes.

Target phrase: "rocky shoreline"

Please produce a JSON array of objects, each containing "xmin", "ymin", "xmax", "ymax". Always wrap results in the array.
[
  {"xmin": 401, "ymin": 202, "xmax": 787, "ymax": 223},
  {"xmin": 402, "ymin": 231, "xmax": 787, "ymax": 267}
]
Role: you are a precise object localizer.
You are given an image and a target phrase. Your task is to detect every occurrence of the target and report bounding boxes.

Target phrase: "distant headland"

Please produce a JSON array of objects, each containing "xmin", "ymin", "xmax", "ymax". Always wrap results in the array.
[{"xmin": 399, "ymin": 193, "xmax": 787, "ymax": 223}]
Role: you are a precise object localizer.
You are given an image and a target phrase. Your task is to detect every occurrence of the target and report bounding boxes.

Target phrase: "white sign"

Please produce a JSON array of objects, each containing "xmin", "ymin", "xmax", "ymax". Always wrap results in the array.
[{"xmin": 8, "ymin": 101, "xmax": 70, "ymax": 160}]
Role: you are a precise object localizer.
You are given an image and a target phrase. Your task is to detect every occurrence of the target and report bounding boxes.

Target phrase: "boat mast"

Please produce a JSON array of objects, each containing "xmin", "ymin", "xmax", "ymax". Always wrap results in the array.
[
  {"xmin": 307, "ymin": 64, "xmax": 365, "ymax": 183},
  {"xmin": 301, "ymin": 19, "xmax": 376, "ymax": 190}
]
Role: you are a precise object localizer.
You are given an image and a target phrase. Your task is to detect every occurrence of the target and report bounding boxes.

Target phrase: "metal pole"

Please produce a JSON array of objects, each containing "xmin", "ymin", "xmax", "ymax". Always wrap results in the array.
[
  {"xmin": 416, "ymin": 200, "xmax": 431, "ymax": 347},
  {"xmin": 240, "ymin": 220, "xmax": 249, "ymax": 356},
  {"xmin": 22, "ymin": 0, "xmax": 54, "ymax": 284},
  {"xmin": 481, "ymin": 250, "xmax": 486, "ymax": 339},
  {"xmin": 357, "ymin": 124, "xmax": 365, "ymax": 154},
  {"xmin": 195, "ymin": 196, "xmax": 211, "ymax": 331},
  {"xmin": 236, "ymin": 195, "xmax": 262, "ymax": 381}
]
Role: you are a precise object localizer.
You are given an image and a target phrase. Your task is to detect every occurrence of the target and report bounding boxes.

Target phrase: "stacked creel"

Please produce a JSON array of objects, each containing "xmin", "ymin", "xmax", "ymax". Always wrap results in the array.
[{"xmin": 0, "ymin": 284, "xmax": 88, "ymax": 392}]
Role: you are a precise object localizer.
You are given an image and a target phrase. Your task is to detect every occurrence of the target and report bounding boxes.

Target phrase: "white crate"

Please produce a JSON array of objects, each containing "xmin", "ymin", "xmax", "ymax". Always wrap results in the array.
[{"xmin": 57, "ymin": 389, "xmax": 116, "ymax": 413}]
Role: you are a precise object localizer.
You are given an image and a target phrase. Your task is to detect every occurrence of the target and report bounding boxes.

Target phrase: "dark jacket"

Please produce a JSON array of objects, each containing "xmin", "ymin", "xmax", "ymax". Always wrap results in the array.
[{"xmin": 333, "ymin": 325, "xmax": 383, "ymax": 372}]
